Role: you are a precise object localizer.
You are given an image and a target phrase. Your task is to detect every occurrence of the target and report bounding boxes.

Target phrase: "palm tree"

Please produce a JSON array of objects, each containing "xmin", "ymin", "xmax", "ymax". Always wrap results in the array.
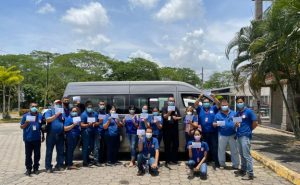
[{"xmin": 0, "ymin": 66, "xmax": 24, "ymax": 119}]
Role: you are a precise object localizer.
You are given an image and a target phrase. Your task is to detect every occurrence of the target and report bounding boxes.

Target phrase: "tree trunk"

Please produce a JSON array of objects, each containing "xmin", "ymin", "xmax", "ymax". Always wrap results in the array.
[{"xmin": 2, "ymin": 84, "xmax": 5, "ymax": 119}]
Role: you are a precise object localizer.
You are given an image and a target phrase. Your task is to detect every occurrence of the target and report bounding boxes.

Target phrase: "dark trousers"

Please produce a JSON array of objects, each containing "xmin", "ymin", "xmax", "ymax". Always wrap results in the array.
[
  {"xmin": 104, "ymin": 134, "xmax": 119, "ymax": 164},
  {"xmin": 24, "ymin": 140, "xmax": 41, "ymax": 171},
  {"xmin": 163, "ymin": 127, "xmax": 179, "ymax": 163},
  {"xmin": 45, "ymin": 132, "xmax": 64, "ymax": 170},
  {"xmin": 81, "ymin": 129, "xmax": 94, "ymax": 164},
  {"xmin": 65, "ymin": 134, "xmax": 79, "ymax": 167},
  {"xmin": 203, "ymin": 132, "xmax": 219, "ymax": 166}
]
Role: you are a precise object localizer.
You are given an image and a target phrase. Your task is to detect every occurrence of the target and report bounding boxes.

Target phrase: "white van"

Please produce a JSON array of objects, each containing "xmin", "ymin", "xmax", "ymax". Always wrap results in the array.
[{"xmin": 63, "ymin": 81, "xmax": 202, "ymax": 152}]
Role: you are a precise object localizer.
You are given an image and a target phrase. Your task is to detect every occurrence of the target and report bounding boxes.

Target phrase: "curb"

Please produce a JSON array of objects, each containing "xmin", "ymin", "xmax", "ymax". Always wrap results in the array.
[
  {"xmin": 259, "ymin": 125, "xmax": 294, "ymax": 135},
  {"xmin": 251, "ymin": 150, "xmax": 300, "ymax": 185}
]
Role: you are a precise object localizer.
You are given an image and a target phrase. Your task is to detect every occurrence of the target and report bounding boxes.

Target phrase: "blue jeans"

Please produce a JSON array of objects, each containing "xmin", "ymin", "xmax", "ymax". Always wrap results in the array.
[
  {"xmin": 45, "ymin": 132, "xmax": 64, "ymax": 170},
  {"xmin": 25, "ymin": 140, "xmax": 41, "ymax": 171},
  {"xmin": 137, "ymin": 153, "xmax": 158, "ymax": 173},
  {"xmin": 238, "ymin": 136, "xmax": 254, "ymax": 176},
  {"xmin": 65, "ymin": 133, "xmax": 79, "ymax": 167},
  {"xmin": 104, "ymin": 134, "xmax": 119, "ymax": 163},
  {"xmin": 202, "ymin": 132, "xmax": 219, "ymax": 166},
  {"xmin": 187, "ymin": 160, "xmax": 207, "ymax": 176},
  {"xmin": 218, "ymin": 134, "xmax": 240, "ymax": 168},
  {"xmin": 127, "ymin": 134, "xmax": 137, "ymax": 160},
  {"xmin": 93, "ymin": 132, "xmax": 101, "ymax": 163},
  {"xmin": 81, "ymin": 129, "xmax": 94, "ymax": 164}
]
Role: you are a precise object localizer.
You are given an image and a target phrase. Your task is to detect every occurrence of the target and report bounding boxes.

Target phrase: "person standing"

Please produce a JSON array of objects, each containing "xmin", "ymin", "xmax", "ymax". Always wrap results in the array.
[
  {"xmin": 20, "ymin": 103, "xmax": 43, "ymax": 176},
  {"xmin": 234, "ymin": 96, "xmax": 258, "ymax": 180},
  {"xmin": 162, "ymin": 97, "xmax": 181, "ymax": 165}
]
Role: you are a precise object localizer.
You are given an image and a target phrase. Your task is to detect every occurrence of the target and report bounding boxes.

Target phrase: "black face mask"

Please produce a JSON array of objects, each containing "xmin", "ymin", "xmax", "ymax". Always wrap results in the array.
[{"xmin": 63, "ymin": 102, "xmax": 69, "ymax": 106}]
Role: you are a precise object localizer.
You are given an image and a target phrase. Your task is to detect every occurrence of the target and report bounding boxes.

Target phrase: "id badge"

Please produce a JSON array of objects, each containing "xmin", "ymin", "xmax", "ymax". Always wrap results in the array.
[
  {"xmin": 32, "ymin": 125, "xmax": 37, "ymax": 131},
  {"xmin": 205, "ymin": 117, "xmax": 208, "ymax": 123},
  {"xmin": 242, "ymin": 115, "xmax": 246, "ymax": 119}
]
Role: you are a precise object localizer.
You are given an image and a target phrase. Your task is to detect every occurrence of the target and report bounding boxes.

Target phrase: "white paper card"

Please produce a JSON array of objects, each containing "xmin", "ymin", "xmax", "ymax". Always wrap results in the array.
[
  {"xmin": 55, "ymin": 108, "xmax": 64, "ymax": 114},
  {"xmin": 111, "ymin": 113, "xmax": 119, "ymax": 119},
  {"xmin": 26, "ymin": 116, "xmax": 36, "ymax": 122},
  {"xmin": 233, "ymin": 117, "xmax": 243, "ymax": 123},
  {"xmin": 73, "ymin": 116, "xmax": 81, "ymax": 123},
  {"xmin": 168, "ymin": 106, "xmax": 176, "ymax": 112},
  {"xmin": 203, "ymin": 89, "xmax": 212, "ymax": 96},
  {"xmin": 87, "ymin": 117, "xmax": 96, "ymax": 123},
  {"xmin": 217, "ymin": 121, "xmax": 225, "ymax": 126},
  {"xmin": 73, "ymin": 96, "xmax": 81, "ymax": 102},
  {"xmin": 191, "ymin": 142, "xmax": 202, "ymax": 148},
  {"xmin": 154, "ymin": 116, "xmax": 162, "ymax": 122},
  {"xmin": 137, "ymin": 129, "xmax": 145, "ymax": 135},
  {"xmin": 140, "ymin": 113, "xmax": 148, "ymax": 119},
  {"xmin": 98, "ymin": 114, "xmax": 106, "ymax": 120}
]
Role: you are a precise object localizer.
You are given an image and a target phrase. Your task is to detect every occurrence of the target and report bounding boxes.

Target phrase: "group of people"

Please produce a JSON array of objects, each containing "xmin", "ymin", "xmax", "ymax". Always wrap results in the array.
[{"xmin": 20, "ymin": 95, "xmax": 257, "ymax": 181}]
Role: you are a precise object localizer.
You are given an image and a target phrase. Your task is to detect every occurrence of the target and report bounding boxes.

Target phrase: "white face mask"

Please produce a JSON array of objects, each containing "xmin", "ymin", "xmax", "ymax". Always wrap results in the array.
[
  {"xmin": 129, "ymin": 110, "xmax": 135, "ymax": 114},
  {"xmin": 194, "ymin": 136, "xmax": 201, "ymax": 141},
  {"xmin": 187, "ymin": 111, "xmax": 192, "ymax": 115},
  {"xmin": 146, "ymin": 133, "xmax": 152, "ymax": 139},
  {"xmin": 111, "ymin": 111, "xmax": 116, "ymax": 114}
]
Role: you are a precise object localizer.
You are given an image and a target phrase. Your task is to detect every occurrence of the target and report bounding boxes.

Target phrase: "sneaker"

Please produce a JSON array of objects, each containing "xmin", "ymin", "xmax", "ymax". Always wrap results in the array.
[
  {"xmin": 33, "ymin": 169, "xmax": 39, "ymax": 175},
  {"xmin": 94, "ymin": 162, "xmax": 103, "ymax": 167},
  {"xmin": 46, "ymin": 169, "xmax": 53, "ymax": 173},
  {"xmin": 242, "ymin": 175, "xmax": 254, "ymax": 180},
  {"xmin": 137, "ymin": 170, "xmax": 144, "ymax": 176},
  {"xmin": 234, "ymin": 169, "xmax": 246, "ymax": 176},
  {"xmin": 83, "ymin": 162, "xmax": 91, "ymax": 167},
  {"xmin": 67, "ymin": 165, "xmax": 78, "ymax": 170},
  {"xmin": 25, "ymin": 170, "xmax": 31, "ymax": 176},
  {"xmin": 219, "ymin": 166, "xmax": 225, "ymax": 170},
  {"xmin": 54, "ymin": 167, "xmax": 64, "ymax": 171}
]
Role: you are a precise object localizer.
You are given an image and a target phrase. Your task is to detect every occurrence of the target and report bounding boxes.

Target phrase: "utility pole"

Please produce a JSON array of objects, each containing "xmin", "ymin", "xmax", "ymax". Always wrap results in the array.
[
  {"xmin": 255, "ymin": 0, "xmax": 263, "ymax": 20},
  {"xmin": 201, "ymin": 67, "xmax": 204, "ymax": 89},
  {"xmin": 44, "ymin": 56, "xmax": 50, "ymax": 108}
]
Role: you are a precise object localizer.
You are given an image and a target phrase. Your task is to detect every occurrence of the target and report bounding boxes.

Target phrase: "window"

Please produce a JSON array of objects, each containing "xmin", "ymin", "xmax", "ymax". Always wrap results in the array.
[
  {"xmin": 181, "ymin": 94, "xmax": 199, "ymax": 108},
  {"xmin": 130, "ymin": 94, "xmax": 173, "ymax": 113},
  {"xmin": 112, "ymin": 95, "xmax": 129, "ymax": 114}
]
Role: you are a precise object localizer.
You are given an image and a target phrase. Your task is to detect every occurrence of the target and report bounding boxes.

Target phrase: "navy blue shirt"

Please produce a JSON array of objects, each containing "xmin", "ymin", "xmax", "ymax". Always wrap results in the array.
[
  {"xmin": 104, "ymin": 115, "xmax": 119, "ymax": 136},
  {"xmin": 150, "ymin": 115, "xmax": 163, "ymax": 136},
  {"xmin": 64, "ymin": 116, "xmax": 81, "ymax": 137},
  {"xmin": 80, "ymin": 110, "xmax": 98, "ymax": 132},
  {"xmin": 45, "ymin": 109, "xmax": 64, "ymax": 134},
  {"xmin": 197, "ymin": 105, "xmax": 219, "ymax": 133},
  {"xmin": 124, "ymin": 115, "xmax": 138, "ymax": 135},
  {"xmin": 20, "ymin": 112, "xmax": 43, "ymax": 142},
  {"xmin": 141, "ymin": 137, "xmax": 159, "ymax": 158},
  {"xmin": 214, "ymin": 110, "xmax": 236, "ymax": 136},
  {"xmin": 235, "ymin": 108, "xmax": 257, "ymax": 138},
  {"xmin": 188, "ymin": 140, "xmax": 209, "ymax": 163}
]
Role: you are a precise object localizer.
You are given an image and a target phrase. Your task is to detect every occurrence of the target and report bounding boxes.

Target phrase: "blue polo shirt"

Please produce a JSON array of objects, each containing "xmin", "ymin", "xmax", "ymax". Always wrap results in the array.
[
  {"xmin": 64, "ymin": 116, "xmax": 81, "ymax": 137},
  {"xmin": 184, "ymin": 115, "xmax": 198, "ymax": 132},
  {"xmin": 235, "ymin": 108, "xmax": 257, "ymax": 139},
  {"xmin": 214, "ymin": 110, "xmax": 236, "ymax": 136},
  {"xmin": 104, "ymin": 115, "xmax": 119, "ymax": 136},
  {"xmin": 138, "ymin": 115, "xmax": 152, "ymax": 130},
  {"xmin": 124, "ymin": 115, "xmax": 138, "ymax": 135},
  {"xmin": 97, "ymin": 111, "xmax": 107, "ymax": 135},
  {"xmin": 45, "ymin": 109, "xmax": 64, "ymax": 134},
  {"xmin": 20, "ymin": 112, "xmax": 43, "ymax": 142},
  {"xmin": 150, "ymin": 115, "xmax": 163, "ymax": 136},
  {"xmin": 196, "ymin": 105, "xmax": 219, "ymax": 133},
  {"xmin": 141, "ymin": 137, "xmax": 159, "ymax": 158},
  {"xmin": 187, "ymin": 141, "xmax": 209, "ymax": 163},
  {"xmin": 80, "ymin": 110, "xmax": 99, "ymax": 132}
]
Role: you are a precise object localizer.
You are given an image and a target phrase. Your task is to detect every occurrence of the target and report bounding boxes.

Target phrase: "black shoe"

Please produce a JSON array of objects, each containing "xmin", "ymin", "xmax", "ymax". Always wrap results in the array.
[
  {"xmin": 54, "ymin": 167, "xmax": 63, "ymax": 171},
  {"xmin": 187, "ymin": 170, "xmax": 194, "ymax": 179},
  {"xmin": 25, "ymin": 170, "xmax": 31, "ymax": 176},
  {"xmin": 33, "ymin": 169, "xmax": 39, "ymax": 175},
  {"xmin": 200, "ymin": 174, "xmax": 207, "ymax": 180},
  {"xmin": 234, "ymin": 170, "xmax": 246, "ymax": 176},
  {"xmin": 242, "ymin": 175, "xmax": 254, "ymax": 180},
  {"xmin": 83, "ymin": 162, "xmax": 91, "ymax": 167},
  {"xmin": 94, "ymin": 162, "xmax": 103, "ymax": 167},
  {"xmin": 137, "ymin": 170, "xmax": 144, "ymax": 176},
  {"xmin": 46, "ymin": 169, "xmax": 53, "ymax": 173},
  {"xmin": 106, "ymin": 162, "xmax": 113, "ymax": 166},
  {"xmin": 169, "ymin": 161, "xmax": 178, "ymax": 165}
]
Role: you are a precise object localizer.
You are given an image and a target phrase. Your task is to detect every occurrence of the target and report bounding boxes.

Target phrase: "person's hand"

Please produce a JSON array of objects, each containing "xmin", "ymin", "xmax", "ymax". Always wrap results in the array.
[
  {"xmin": 235, "ymin": 122, "xmax": 240, "ymax": 127},
  {"xmin": 211, "ymin": 93, "xmax": 215, "ymax": 99},
  {"xmin": 172, "ymin": 116, "xmax": 177, "ymax": 120},
  {"xmin": 153, "ymin": 119, "xmax": 157, "ymax": 123},
  {"xmin": 213, "ymin": 122, "xmax": 218, "ymax": 128},
  {"xmin": 25, "ymin": 120, "xmax": 30, "ymax": 124},
  {"xmin": 198, "ymin": 94, "xmax": 203, "ymax": 99},
  {"xmin": 194, "ymin": 166, "xmax": 200, "ymax": 171},
  {"xmin": 88, "ymin": 122, "xmax": 93, "ymax": 127},
  {"xmin": 151, "ymin": 162, "xmax": 158, "ymax": 169},
  {"xmin": 55, "ymin": 112, "xmax": 62, "ymax": 116}
]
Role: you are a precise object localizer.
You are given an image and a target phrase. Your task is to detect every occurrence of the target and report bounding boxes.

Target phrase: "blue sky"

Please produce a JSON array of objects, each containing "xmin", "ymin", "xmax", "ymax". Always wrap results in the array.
[{"xmin": 0, "ymin": 0, "xmax": 272, "ymax": 79}]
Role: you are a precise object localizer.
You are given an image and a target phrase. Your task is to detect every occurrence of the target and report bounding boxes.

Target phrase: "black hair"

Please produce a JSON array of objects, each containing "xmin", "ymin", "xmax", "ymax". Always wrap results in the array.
[
  {"xmin": 189, "ymin": 128, "xmax": 203, "ymax": 141},
  {"xmin": 236, "ymin": 96, "xmax": 245, "ymax": 102},
  {"xmin": 152, "ymin": 107, "xmax": 159, "ymax": 112},
  {"xmin": 85, "ymin": 101, "xmax": 93, "ymax": 107},
  {"xmin": 128, "ymin": 105, "xmax": 135, "ymax": 110}
]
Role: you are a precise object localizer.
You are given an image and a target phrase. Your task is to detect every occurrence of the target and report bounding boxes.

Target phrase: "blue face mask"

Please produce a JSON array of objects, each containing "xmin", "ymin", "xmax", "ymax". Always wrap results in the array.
[
  {"xmin": 71, "ymin": 112, "xmax": 78, "ymax": 117},
  {"xmin": 221, "ymin": 105, "xmax": 229, "ymax": 112},
  {"xmin": 30, "ymin": 107, "xmax": 38, "ymax": 113},
  {"xmin": 142, "ymin": 109, "xmax": 148, "ymax": 113},
  {"xmin": 86, "ymin": 107, "xmax": 93, "ymax": 113},
  {"xmin": 237, "ymin": 103, "xmax": 245, "ymax": 109},
  {"xmin": 153, "ymin": 112, "xmax": 159, "ymax": 116},
  {"xmin": 203, "ymin": 102, "xmax": 210, "ymax": 108}
]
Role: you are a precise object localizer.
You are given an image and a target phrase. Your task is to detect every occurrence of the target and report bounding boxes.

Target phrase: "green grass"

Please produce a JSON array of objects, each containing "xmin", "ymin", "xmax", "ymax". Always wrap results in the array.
[{"xmin": 0, "ymin": 118, "xmax": 20, "ymax": 123}]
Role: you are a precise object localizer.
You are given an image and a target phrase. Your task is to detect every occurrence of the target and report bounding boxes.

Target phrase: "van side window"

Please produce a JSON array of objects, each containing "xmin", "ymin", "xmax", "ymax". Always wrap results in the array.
[
  {"xmin": 130, "ymin": 94, "xmax": 173, "ymax": 113},
  {"xmin": 181, "ymin": 94, "xmax": 199, "ymax": 108},
  {"xmin": 112, "ymin": 95, "xmax": 129, "ymax": 114}
]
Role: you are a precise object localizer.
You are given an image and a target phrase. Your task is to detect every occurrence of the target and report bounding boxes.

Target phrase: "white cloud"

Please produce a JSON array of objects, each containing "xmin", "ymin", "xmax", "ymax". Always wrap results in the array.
[
  {"xmin": 34, "ymin": 0, "xmax": 43, "ymax": 5},
  {"xmin": 129, "ymin": 50, "xmax": 163, "ymax": 66},
  {"xmin": 155, "ymin": 0, "xmax": 203, "ymax": 22},
  {"xmin": 169, "ymin": 28, "xmax": 229, "ymax": 79},
  {"xmin": 37, "ymin": 3, "xmax": 56, "ymax": 14},
  {"xmin": 88, "ymin": 34, "xmax": 111, "ymax": 46},
  {"xmin": 61, "ymin": 2, "xmax": 109, "ymax": 34},
  {"xmin": 129, "ymin": 0, "xmax": 159, "ymax": 9}
]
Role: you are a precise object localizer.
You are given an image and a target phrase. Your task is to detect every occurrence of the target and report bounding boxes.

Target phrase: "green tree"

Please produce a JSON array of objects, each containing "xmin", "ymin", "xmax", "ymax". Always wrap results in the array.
[
  {"xmin": 159, "ymin": 67, "xmax": 200, "ymax": 87},
  {"xmin": 203, "ymin": 71, "xmax": 234, "ymax": 89}
]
